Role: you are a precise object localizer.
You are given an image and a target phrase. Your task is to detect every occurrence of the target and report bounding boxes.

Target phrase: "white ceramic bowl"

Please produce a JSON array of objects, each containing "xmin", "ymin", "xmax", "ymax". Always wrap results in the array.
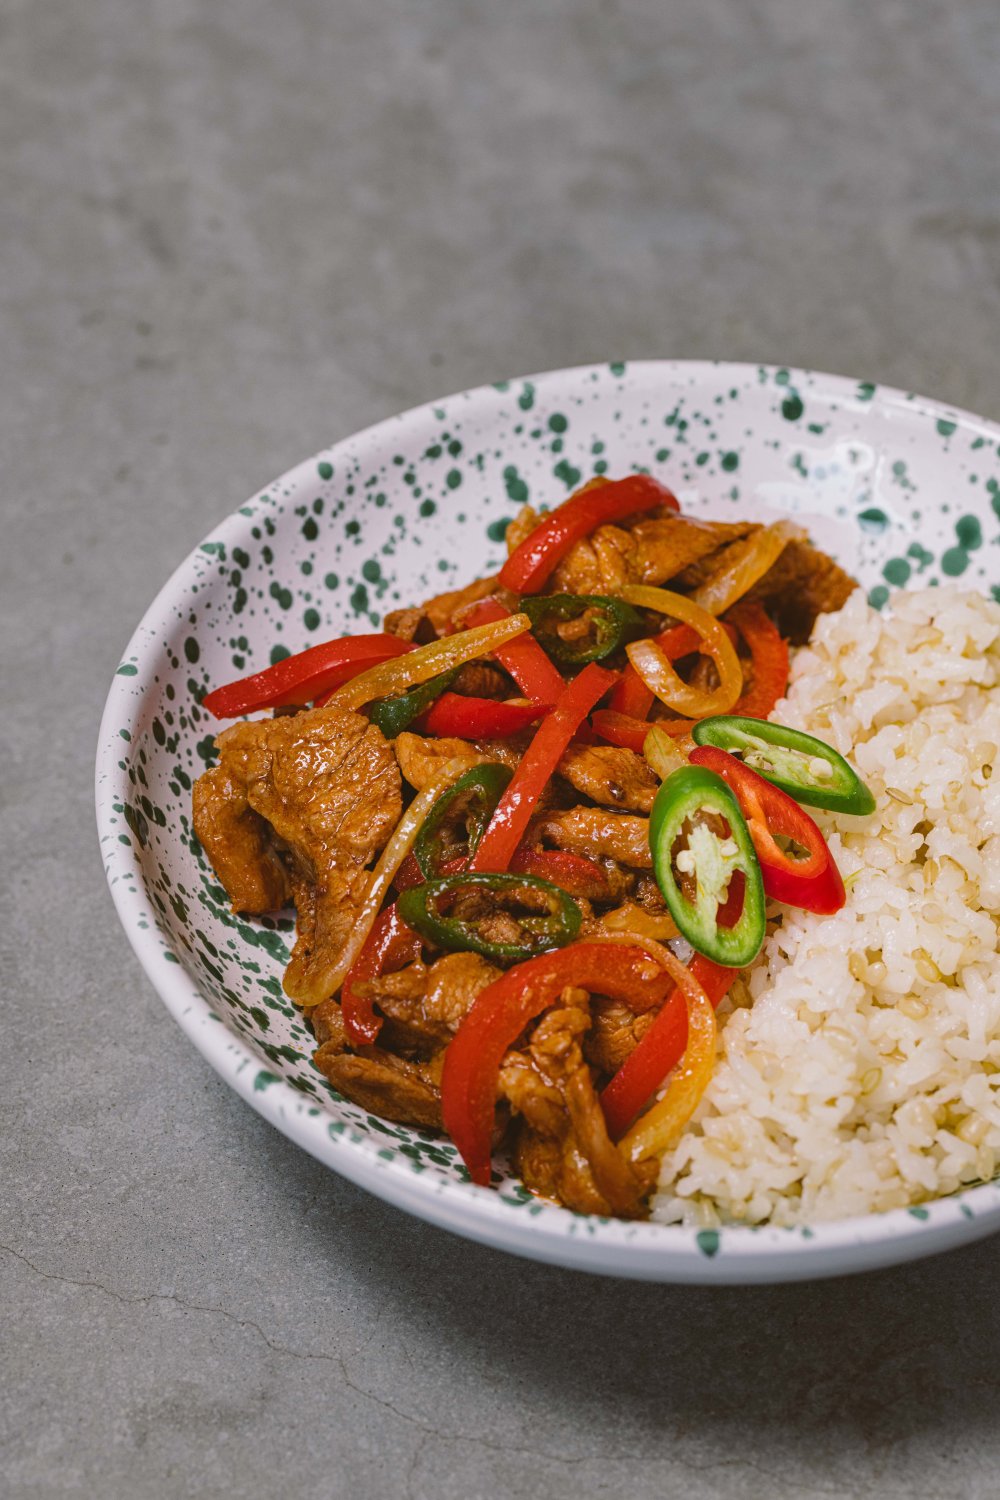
[{"xmin": 96, "ymin": 360, "xmax": 1000, "ymax": 1282}]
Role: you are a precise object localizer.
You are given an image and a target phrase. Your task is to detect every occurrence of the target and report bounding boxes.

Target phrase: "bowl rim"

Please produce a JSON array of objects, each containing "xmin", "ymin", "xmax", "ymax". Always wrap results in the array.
[{"xmin": 95, "ymin": 357, "xmax": 1000, "ymax": 1283}]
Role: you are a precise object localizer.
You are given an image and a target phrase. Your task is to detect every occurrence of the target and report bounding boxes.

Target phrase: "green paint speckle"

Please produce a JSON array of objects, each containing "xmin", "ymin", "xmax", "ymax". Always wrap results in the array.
[
  {"xmin": 445, "ymin": 469, "xmax": 462, "ymax": 490},
  {"xmin": 503, "ymin": 466, "xmax": 529, "ymax": 505},
  {"xmin": 857, "ymin": 381, "xmax": 876, "ymax": 401},
  {"xmin": 303, "ymin": 607, "xmax": 320, "ymax": 631},
  {"xmin": 116, "ymin": 663, "xmax": 138, "ymax": 677},
  {"xmin": 317, "ymin": 461, "xmax": 333, "ymax": 480},
  {"xmin": 883, "ymin": 557, "xmax": 911, "ymax": 586},
  {"xmin": 907, "ymin": 1205, "xmax": 930, "ymax": 1221},
  {"xmin": 941, "ymin": 546, "xmax": 969, "ymax": 577},
  {"xmin": 609, "ymin": 361, "xmax": 626, "ymax": 377},
  {"xmin": 696, "ymin": 1229, "xmax": 720, "ymax": 1258},
  {"xmin": 270, "ymin": 644, "xmax": 291, "ymax": 666},
  {"xmin": 936, "ymin": 419, "xmax": 956, "ymax": 438},
  {"xmin": 720, "ymin": 451, "xmax": 739, "ymax": 472},
  {"xmin": 553, "ymin": 459, "xmax": 582, "ymax": 490},
  {"xmin": 183, "ymin": 637, "xmax": 199, "ymax": 664},
  {"xmin": 487, "ymin": 517, "xmax": 512, "ymax": 542},
  {"xmin": 361, "ymin": 559, "xmax": 381, "ymax": 583},
  {"xmin": 956, "ymin": 514, "xmax": 982, "ymax": 550},
  {"xmin": 517, "ymin": 382, "xmax": 535, "ymax": 412},
  {"xmin": 868, "ymin": 585, "xmax": 890, "ymax": 609},
  {"xmin": 548, "ymin": 413, "xmax": 568, "ymax": 433},
  {"xmin": 857, "ymin": 507, "xmax": 889, "ymax": 533},
  {"xmin": 324, "ymin": 572, "xmax": 340, "ymax": 590},
  {"xmin": 350, "ymin": 583, "xmax": 369, "ymax": 613},
  {"xmin": 302, "ymin": 516, "xmax": 319, "ymax": 542},
  {"xmin": 253, "ymin": 1070, "xmax": 280, "ymax": 1092},
  {"xmin": 269, "ymin": 582, "xmax": 293, "ymax": 610},
  {"xmin": 781, "ymin": 394, "xmax": 804, "ymax": 422},
  {"xmin": 419, "ymin": 499, "xmax": 437, "ymax": 518}
]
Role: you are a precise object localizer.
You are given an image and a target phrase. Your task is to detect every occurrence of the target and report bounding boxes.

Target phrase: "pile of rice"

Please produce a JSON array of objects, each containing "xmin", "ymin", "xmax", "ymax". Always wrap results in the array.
[{"xmin": 652, "ymin": 585, "xmax": 1000, "ymax": 1227}]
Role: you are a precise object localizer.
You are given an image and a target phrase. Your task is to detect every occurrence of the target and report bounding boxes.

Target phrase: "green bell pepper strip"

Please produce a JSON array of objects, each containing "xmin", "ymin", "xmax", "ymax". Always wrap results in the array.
[
  {"xmin": 412, "ymin": 763, "xmax": 513, "ymax": 879},
  {"xmin": 691, "ymin": 715, "xmax": 875, "ymax": 815},
  {"xmin": 397, "ymin": 872, "xmax": 582, "ymax": 963},
  {"xmin": 368, "ymin": 667, "xmax": 460, "ymax": 739},
  {"xmin": 521, "ymin": 594, "xmax": 644, "ymax": 667},
  {"xmin": 649, "ymin": 764, "xmax": 766, "ymax": 967}
]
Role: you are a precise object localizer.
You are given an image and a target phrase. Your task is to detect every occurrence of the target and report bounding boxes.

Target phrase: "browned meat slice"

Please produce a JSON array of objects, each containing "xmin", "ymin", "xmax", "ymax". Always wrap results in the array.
[
  {"xmin": 383, "ymin": 606, "xmax": 437, "ymax": 645},
  {"xmin": 371, "ymin": 951, "xmax": 501, "ymax": 1052},
  {"xmin": 317, "ymin": 1049, "xmax": 444, "ymax": 1129},
  {"xmin": 192, "ymin": 764, "xmax": 292, "ymax": 913},
  {"xmin": 311, "ymin": 993, "xmax": 445, "ymax": 1128},
  {"xmin": 394, "ymin": 732, "xmax": 482, "ymax": 790},
  {"xmin": 531, "ymin": 807, "xmax": 653, "ymax": 868},
  {"xmin": 501, "ymin": 993, "xmax": 654, "ymax": 1217},
  {"xmin": 747, "ymin": 537, "xmax": 857, "ymax": 642},
  {"xmin": 451, "ymin": 661, "xmax": 512, "ymax": 699},
  {"xmin": 551, "ymin": 514, "xmax": 758, "ymax": 595},
  {"xmin": 585, "ymin": 998, "xmax": 657, "ymax": 1076},
  {"xmin": 557, "ymin": 743, "xmax": 658, "ymax": 814},
  {"xmin": 421, "ymin": 574, "xmax": 499, "ymax": 635},
  {"xmin": 198, "ymin": 705, "xmax": 402, "ymax": 1005},
  {"xmin": 587, "ymin": 899, "xmax": 678, "ymax": 943}
]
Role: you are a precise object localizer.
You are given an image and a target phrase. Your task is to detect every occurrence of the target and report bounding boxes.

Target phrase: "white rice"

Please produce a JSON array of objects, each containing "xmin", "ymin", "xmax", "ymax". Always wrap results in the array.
[{"xmin": 651, "ymin": 585, "xmax": 1000, "ymax": 1227}]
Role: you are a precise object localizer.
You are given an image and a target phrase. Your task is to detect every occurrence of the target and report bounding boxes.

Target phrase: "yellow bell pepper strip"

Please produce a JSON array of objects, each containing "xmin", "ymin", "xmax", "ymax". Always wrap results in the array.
[
  {"xmin": 690, "ymin": 521, "xmax": 799, "ymax": 617},
  {"xmin": 600, "ymin": 953, "xmax": 735, "ymax": 1140},
  {"xmin": 440, "ymin": 941, "xmax": 679, "ymax": 1186},
  {"xmin": 498, "ymin": 475, "xmax": 680, "ymax": 595},
  {"xmin": 295, "ymin": 757, "xmax": 469, "ymax": 1005},
  {"xmin": 621, "ymin": 586, "xmax": 744, "ymax": 719},
  {"xmin": 642, "ymin": 724, "xmax": 688, "ymax": 781},
  {"xmin": 202, "ymin": 633, "xmax": 413, "ymax": 719},
  {"xmin": 607, "ymin": 936, "xmax": 719, "ymax": 1164},
  {"xmin": 323, "ymin": 613, "xmax": 532, "ymax": 711},
  {"xmin": 467, "ymin": 663, "xmax": 617, "ymax": 872}
]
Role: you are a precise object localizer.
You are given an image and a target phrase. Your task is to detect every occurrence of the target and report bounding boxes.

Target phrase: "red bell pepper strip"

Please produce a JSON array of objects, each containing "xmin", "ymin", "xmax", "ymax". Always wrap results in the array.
[
  {"xmin": 727, "ymin": 602, "xmax": 790, "ymax": 718},
  {"xmin": 591, "ymin": 709, "xmax": 653, "ymax": 754},
  {"xmin": 463, "ymin": 598, "xmax": 567, "ymax": 704},
  {"xmin": 498, "ymin": 476, "xmax": 680, "ymax": 595},
  {"xmin": 203, "ymin": 634, "xmax": 413, "ymax": 718},
  {"xmin": 600, "ymin": 955, "xmax": 736, "ymax": 1140},
  {"xmin": 441, "ymin": 941, "xmax": 677, "ymax": 1185},
  {"xmin": 341, "ymin": 903, "xmax": 423, "ymax": 1046},
  {"xmin": 509, "ymin": 846, "xmax": 609, "ymax": 900},
  {"xmin": 418, "ymin": 693, "xmax": 549, "ymax": 739},
  {"xmin": 468, "ymin": 663, "xmax": 617, "ymax": 872},
  {"xmin": 689, "ymin": 745, "xmax": 845, "ymax": 914}
]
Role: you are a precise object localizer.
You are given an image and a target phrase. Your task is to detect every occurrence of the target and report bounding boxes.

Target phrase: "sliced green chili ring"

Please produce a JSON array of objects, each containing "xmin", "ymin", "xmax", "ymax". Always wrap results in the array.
[
  {"xmin": 521, "ymin": 593, "xmax": 644, "ymax": 666},
  {"xmin": 412, "ymin": 762, "xmax": 513, "ymax": 879},
  {"xmin": 398, "ymin": 872, "xmax": 582, "ymax": 962},
  {"xmin": 368, "ymin": 667, "xmax": 460, "ymax": 739},
  {"xmin": 649, "ymin": 764, "xmax": 766, "ymax": 967},
  {"xmin": 692, "ymin": 715, "xmax": 876, "ymax": 815}
]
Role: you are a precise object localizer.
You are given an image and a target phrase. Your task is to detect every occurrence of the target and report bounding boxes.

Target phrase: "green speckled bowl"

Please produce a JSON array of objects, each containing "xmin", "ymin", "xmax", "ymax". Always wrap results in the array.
[{"xmin": 96, "ymin": 361, "xmax": 1000, "ymax": 1282}]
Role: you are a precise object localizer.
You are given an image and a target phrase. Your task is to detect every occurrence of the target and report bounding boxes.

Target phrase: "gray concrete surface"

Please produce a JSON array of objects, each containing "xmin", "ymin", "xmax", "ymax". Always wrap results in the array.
[{"xmin": 5, "ymin": 1, "xmax": 1000, "ymax": 1495}]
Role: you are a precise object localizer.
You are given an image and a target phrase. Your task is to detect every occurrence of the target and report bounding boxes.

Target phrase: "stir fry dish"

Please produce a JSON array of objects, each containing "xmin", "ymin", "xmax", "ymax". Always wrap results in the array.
[{"xmin": 192, "ymin": 474, "xmax": 870, "ymax": 1217}]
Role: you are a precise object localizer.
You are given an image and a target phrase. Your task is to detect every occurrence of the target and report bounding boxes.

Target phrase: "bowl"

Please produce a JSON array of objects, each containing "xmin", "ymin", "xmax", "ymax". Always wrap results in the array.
[{"xmin": 96, "ymin": 360, "xmax": 1000, "ymax": 1282}]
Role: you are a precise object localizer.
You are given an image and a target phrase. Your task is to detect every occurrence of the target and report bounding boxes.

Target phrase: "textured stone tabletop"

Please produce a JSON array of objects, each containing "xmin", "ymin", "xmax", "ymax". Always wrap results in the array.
[{"xmin": 5, "ymin": 3, "xmax": 1000, "ymax": 1496}]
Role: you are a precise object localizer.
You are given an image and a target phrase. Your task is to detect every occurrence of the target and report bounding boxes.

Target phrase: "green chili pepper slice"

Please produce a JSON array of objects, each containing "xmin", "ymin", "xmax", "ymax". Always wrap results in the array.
[
  {"xmin": 368, "ymin": 667, "xmax": 460, "ymax": 739},
  {"xmin": 649, "ymin": 764, "xmax": 766, "ymax": 967},
  {"xmin": 413, "ymin": 763, "xmax": 513, "ymax": 878},
  {"xmin": 521, "ymin": 593, "xmax": 644, "ymax": 666},
  {"xmin": 691, "ymin": 715, "xmax": 876, "ymax": 815},
  {"xmin": 398, "ymin": 872, "xmax": 582, "ymax": 962}
]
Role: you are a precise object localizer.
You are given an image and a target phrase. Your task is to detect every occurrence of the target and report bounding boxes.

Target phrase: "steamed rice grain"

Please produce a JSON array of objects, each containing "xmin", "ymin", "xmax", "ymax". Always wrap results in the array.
[{"xmin": 651, "ymin": 586, "xmax": 1000, "ymax": 1227}]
